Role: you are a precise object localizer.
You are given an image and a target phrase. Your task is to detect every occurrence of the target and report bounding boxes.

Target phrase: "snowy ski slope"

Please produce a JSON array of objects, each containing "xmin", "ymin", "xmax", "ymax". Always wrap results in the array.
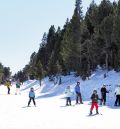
[{"xmin": 0, "ymin": 69, "xmax": 120, "ymax": 129}]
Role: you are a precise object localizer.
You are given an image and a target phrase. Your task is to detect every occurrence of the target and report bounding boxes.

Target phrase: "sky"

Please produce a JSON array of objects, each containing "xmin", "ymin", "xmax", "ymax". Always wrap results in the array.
[{"xmin": 0, "ymin": 0, "xmax": 117, "ymax": 75}]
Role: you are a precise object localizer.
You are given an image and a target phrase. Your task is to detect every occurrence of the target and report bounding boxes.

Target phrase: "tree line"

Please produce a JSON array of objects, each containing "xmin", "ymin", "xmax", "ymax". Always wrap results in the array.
[
  {"xmin": 14, "ymin": 0, "xmax": 120, "ymax": 82},
  {"xmin": 0, "ymin": 62, "xmax": 11, "ymax": 84}
]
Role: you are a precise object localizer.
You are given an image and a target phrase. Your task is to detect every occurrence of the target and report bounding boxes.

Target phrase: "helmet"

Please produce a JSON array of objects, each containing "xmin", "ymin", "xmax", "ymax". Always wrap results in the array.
[{"xmin": 93, "ymin": 89, "xmax": 97, "ymax": 93}]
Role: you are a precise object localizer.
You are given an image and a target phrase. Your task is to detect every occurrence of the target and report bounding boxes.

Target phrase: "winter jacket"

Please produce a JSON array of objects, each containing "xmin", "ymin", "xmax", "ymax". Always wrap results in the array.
[
  {"xmin": 91, "ymin": 93, "xmax": 99, "ymax": 103},
  {"xmin": 16, "ymin": 82, "xmax": 21, "ymax": 88},
  {"xmin": 5, "ymin": 81, "xmax": 11, "ymax": 88},
  {"xmin": 115, "ymin": 87, "xmax": 120, "ymax": 95},
  {"xmin": 75, "ymin": 84, "xmax": 80, "ymax": 93},
  {"xmin": 65, "ymin": 88, "xmax": 73, "ymax": 97},
  {"xmin": 29, "ymin": 90, "xmax": 35, "ymax": 98},
  {"xmin": 101, "ymin": 87, "xmax": 109, "ymax": 95}
]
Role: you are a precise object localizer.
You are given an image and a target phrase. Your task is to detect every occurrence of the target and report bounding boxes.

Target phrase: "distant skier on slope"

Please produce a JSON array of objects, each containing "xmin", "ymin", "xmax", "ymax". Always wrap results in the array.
[
  {"xmin": 114, "ymin": 85, "xmax": 120, "ymax": 106},
  {"xmin": 15, "ymin": 80, "xmax": 21, "ymax": 95},
  {"xmin": 75, "ymin": 81, "xmax": 83, "ymax": 104},
  {"xmin": 100, "ymin": 84, "xmax": 109, "ymax": 105},
  {"xmin": 5, "ymin": 80, "xmax": 11, "ymax": 94},
  {"xmin": 64, "ymin": 86, "xmax": 73, "ymax": 106},
  {"xmin": 89, "ymin": 90, "xmax": 100, "ymax": 115},
  {"xmin": 28, "ymin": 87, "xmax": 36, "ymax": 107}
]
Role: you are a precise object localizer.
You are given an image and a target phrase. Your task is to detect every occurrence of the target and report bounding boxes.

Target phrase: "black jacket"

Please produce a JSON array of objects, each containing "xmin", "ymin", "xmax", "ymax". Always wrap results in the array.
[
  {"xmin": 91, "ymin": 93, "xmax": 99, "ymax": 103},
  {"xmin": 101, "ymin": 87, "xmax": 109, "ymax": 95}
]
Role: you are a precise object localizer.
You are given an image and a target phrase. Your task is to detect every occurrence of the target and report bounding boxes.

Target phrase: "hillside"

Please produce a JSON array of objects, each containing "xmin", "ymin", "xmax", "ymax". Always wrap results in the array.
[{"xmin": 0, "ymin": 69, "xmax": 120, "ymax": 129}]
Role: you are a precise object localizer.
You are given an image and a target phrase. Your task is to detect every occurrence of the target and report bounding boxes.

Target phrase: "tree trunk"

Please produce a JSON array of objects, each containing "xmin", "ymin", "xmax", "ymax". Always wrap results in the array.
[
  {"xmin": 39, "ymin": 79, "xmax": 41, "ymax": 86},
  {"xmin": 105, "ymin": 52, "xmax": 108, "ymax": 70}
]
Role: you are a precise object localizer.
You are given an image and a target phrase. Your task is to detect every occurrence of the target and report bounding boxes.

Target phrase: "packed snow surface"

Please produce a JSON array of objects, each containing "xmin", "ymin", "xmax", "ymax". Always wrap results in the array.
[{"xmin": 0, "ymin": 69, "xmax": 120, "ymax": 129}]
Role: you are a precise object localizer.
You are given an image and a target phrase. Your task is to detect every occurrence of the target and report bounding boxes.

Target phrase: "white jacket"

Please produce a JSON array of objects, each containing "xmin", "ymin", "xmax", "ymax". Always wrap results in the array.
[
  {"xmin": 115, "ymin": 87, "xmax": 120, "ymax": 95},
  {"xmin": 65, "ymin": 88, "xmax": 73, "ymax": 97}
]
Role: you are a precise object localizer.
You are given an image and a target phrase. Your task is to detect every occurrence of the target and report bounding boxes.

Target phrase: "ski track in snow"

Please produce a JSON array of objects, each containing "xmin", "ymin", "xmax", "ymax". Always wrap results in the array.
[{"xmin": 0, "ymin": 70, "xmax": 120, "ymax": 129}]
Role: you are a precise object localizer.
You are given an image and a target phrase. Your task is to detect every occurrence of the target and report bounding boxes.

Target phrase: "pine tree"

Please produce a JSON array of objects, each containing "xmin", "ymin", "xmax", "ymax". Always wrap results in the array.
[
  {"xmin": 3, "ymin": 67, "xmax": 11, "ymax": 80},
  {"xmin": 60, "ymin": 0, "xmax": 83, "ymax": 74},
  {"xmin": 0, "ymin": 63, "xmax": 4, "ymax": 83},
  {"xmin": 75, "ymin": 0, "xmax": 83, "ymax": 19},
  {"xmin": 46, "ymin": 25, "xmax": 56, "ymax": 68},
  {"xmin": 111, "ymin": 1, "xmax": 120, "ymax": 70},
  {"xmin": 48, "ymin": 27, "xmax": 62, "ymax": 76},
  {"xmin": 100, "ymin": 15, "xmax": 114, "ymax": 69},
  {"xmin": 37, "ymin": 32, "xmax": 47, "ymax": 70},
  {"xmin": 97, "ymin": 0, "xmax": 113, "ymax": 25},
  {"xmin": 85, "ymin": 0, "xmax": 98, "ymax": 35}
]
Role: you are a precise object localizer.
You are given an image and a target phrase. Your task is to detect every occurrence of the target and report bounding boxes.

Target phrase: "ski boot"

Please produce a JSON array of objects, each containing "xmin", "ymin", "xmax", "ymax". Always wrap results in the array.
[
  {"xmin": 89, "ymin": 110, "xmax": 92, "ymax": 115},
  {"xmin": 96, "ymin": 110, "xmax": 99, "ymax": 114}
]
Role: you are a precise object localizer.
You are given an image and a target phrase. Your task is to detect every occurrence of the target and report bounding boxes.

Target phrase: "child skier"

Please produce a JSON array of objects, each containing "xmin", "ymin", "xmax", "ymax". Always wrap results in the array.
[
  {"xmin": 28, "ymin": 87, "xmax": 36, "ymax": 107},
  {"xmin": 89, "ymin": 90, "xmax": 100, "ymax": 115},
  {"xmin": 64, "ymin": 86, "xmax": 73, "ymax": 106},
  {"xmin": 75, "ymin": 81, "xmax": 83, "ymax": 104}
]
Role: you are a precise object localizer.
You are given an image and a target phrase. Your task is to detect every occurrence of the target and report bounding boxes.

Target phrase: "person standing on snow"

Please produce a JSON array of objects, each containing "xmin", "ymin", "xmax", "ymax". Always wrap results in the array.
[
  {"xmin": 5, "ymin": 80, "xmax": 11, "ymax": 94},
  {"xmin": 15, "ymin": 80, "xmax": 21, "ymax": 95},
  {"xmin": 100, "ymin": 84, "xmax": 109, "ymax": 105},
  {"xmin": 89, "ymin": 90, "xmax": 100, "ymax": 115},
  {"xmin": 114, "ymin": 85, "xmax": 120, "ymax": 106},
  {"xmin": 75, "ymin": 81, "xmax": 83, "ymax": 104},
  {"xmin": 64, "ymin": 86, "xmax": 73, "ymax": 106},
  {"xmin": 28, "ymin": 87, "xmax": 36, "ymax": 107}
]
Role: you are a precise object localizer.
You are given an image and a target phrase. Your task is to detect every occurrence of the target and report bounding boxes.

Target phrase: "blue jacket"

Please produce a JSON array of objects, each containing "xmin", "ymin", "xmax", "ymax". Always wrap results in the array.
[
  {"xmin": 29, "ymin": 90, "xmax": 35, "ymax": 98},
  {"xmin": 75, "ymin": 84, "xmax": 80, "ymax": 93}
]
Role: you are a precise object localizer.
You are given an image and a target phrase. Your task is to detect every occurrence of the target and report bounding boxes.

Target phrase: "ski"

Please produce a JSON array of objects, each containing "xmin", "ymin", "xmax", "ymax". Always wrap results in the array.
[
  {"xmin": 22, "ymin": 105, "xmax": 37, "ymax": 108},
  {"xmin": 87, "ymin": 113, "xmax": 102, "ymax": 116}
]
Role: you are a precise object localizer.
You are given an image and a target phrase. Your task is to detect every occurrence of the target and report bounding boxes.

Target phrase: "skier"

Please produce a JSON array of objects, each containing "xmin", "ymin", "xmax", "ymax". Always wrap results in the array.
[
  {"xmin": 100, "ymin": 84, "xmax": 109, "ymax": 105},
  {"xmin": 89, "ymin": 90, "xmax": 100, "ymax": 115},
  {"xmin": 114, "ymin": 85, "xmax": 120, "ymax": 106},
  {"xmin": 5, "ymin": 80, "xmax": 11, "ymax": 94},
  {"xmin": 64, "ymin": 86, "xmax": 73, "ymax": 106},
  {"xmin": 28, "ymin": 87, "xmax": 36, "ymax": 107},
  {"xmin": 75, "ymin": 81, "xmax": 83, "ymax": 104},
  {"xmin": 15, "ymin": 80, "xmax": 21, "ymax": 95}
]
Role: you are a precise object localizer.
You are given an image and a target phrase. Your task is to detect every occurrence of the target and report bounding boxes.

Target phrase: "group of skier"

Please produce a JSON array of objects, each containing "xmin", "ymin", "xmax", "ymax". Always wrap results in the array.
[
  {"xmin": 4, "ymin": 79, "xmax": 21, "ymax": 95},
  {"xmin": 3, "ymin": 79, "xmax": 36, "ymax": 107},
  {"xmin": 2, "ymin": 79, "xmax": 120, "ymax": 111},
  {"xmin": 64, "ymin": 81, "xmax": 120, "ymax": 115}
]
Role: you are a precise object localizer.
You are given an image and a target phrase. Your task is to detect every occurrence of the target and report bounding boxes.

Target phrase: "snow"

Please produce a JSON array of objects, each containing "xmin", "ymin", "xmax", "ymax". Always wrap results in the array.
[{"xmin": 0, "ymin": 69, "xmax": 120, "ymax": 129}]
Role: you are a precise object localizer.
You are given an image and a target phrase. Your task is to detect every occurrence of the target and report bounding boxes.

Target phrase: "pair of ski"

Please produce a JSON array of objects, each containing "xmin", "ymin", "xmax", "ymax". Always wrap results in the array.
[
  {"xmin": 88, "ymin": 113, "xmax": 102, "ymax": 116},
  {"xmin": 22, "ymin": 105, "xmax": 37, "ymax": 108}
]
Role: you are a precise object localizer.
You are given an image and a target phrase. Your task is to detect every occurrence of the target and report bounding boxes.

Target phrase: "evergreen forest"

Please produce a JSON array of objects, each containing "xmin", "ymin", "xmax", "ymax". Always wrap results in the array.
[{"xmin": 13, "ymin": 0, "xmax": 120, "ymax": 82}]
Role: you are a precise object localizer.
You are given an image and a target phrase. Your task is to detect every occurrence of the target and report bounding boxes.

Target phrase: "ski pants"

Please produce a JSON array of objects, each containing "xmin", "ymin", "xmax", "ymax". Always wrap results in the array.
[
  {"xmin": 101, "ymin": 93, "xmax": 106, "ymax": 105},
  {"xmin": 28, "ymin": 97, "xmax": 36, "ymax": 106},
  {"xmin": 7, "ymin": 87, "xmax": 10, "ymax": 94},
  {"xmin": 115, "ymin": 95, "xmax": 120, "ymax": 106},
  {"xmin": 90, "ymin": 102, "xmax": 98, "ymax": 111},
  {"xmin": 76, "ymin": 92, "xmax": 83, "ymax": 104},
  {"xmin": 15, "ymin": 88, "xmax": 21, "ymax": 95},
  {"xmin": 66, "ymin": 97, "xmax": 71, "ymax": 105}
]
